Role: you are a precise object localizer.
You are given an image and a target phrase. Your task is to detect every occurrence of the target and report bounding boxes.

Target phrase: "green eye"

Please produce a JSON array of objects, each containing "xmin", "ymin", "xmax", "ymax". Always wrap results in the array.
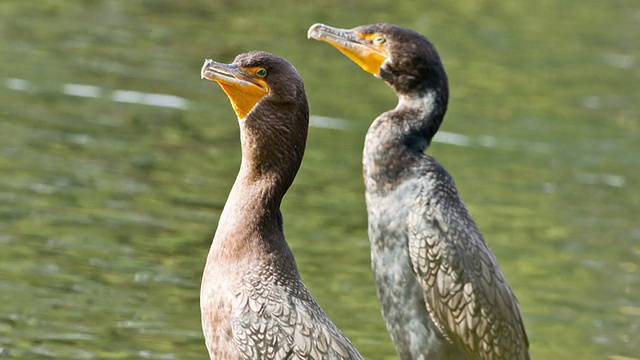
[
  {"xmin": 373, "ymin": 36, "xmax": 385, "ymax": 44},
  {"xmin": 256, "ymin": 68, "xmax": 267, "ymax": 77}
]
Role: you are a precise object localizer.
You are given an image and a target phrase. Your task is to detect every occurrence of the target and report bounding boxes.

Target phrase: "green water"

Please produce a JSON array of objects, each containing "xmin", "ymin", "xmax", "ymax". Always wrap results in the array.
[{"xmin": 1, "ymin": 1, "xmax": 638, "ymax": 359}]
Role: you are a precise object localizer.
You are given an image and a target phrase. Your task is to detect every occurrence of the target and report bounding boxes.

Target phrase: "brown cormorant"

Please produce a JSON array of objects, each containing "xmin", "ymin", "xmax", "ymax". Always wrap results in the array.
[
  {"xmin": 308, "ymin": 23, "xmax": 530, "ymax": 360},
  {"xmin": 200, "ymin": 51, "xmax": 364, "ymax": 360}
]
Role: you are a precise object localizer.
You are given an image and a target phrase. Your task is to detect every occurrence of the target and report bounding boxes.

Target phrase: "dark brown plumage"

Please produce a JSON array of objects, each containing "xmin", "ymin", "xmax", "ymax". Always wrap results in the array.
[
  {"xmin": 308, "ymin": 23, "xmax": 530, "ymax": 360},
  {"xmin": 200, "ymin": 51, "xmax": 363, "ymax": 360}
]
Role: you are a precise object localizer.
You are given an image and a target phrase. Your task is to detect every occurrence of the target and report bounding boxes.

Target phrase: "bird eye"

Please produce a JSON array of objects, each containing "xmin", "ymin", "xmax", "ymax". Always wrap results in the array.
[
  {"xmin": 373, "ymin": 36, "xmax": 385, "ymax": 45},
  {"xmin": 256, "ymin": 68, "xmax": 267, "ymax": 77}
]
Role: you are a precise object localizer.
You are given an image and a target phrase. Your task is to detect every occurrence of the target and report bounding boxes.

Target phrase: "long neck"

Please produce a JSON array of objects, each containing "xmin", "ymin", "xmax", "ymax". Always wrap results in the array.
[
  {"xmin": 240, "ymin": 96, "xmax": 308, "ymax": 192},
  {"xmin": 211, "ymin": 100, "xmax": 307, "ymax": 260},
  {"xmin": 363, "ymin": 89, "xmax": 446, "ymax": 193}
]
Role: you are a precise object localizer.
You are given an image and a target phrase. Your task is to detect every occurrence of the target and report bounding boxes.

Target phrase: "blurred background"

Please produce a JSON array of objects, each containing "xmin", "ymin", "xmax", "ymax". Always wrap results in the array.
[{"xmin": 0, "ymin": 1, "xmax": 638, "ymax": 359}]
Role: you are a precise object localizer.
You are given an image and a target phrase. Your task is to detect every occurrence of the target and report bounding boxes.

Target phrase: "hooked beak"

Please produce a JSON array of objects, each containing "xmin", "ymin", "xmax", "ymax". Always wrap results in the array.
[
  {"xmin": 201, "ymin": 59, "xmax": 269, "ymax": 119},
  {"xmin": 307, "ymin": 23, "xmax": 388, "ymax": 76}
]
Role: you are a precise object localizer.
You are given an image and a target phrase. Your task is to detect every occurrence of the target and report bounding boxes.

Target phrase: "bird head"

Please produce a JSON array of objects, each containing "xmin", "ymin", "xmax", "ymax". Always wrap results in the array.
[{"xmin": 308, "ymin": 23, "xmax": 446, "ymax": 96}]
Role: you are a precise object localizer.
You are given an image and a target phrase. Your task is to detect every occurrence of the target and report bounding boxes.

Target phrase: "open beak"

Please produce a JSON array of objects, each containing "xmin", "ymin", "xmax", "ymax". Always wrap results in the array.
[
  {"xmin": 307, "ymin": 23, "xmax": 387, "ymax": 76},
  {"xmin": 201, "ymin": 59, "xmax": 269, "ymax": 119}
]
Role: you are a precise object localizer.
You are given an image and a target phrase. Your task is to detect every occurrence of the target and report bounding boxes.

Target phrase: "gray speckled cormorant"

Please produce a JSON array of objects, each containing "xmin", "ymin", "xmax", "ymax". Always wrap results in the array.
[
  {"xmin": 200, "ymin": 51, "xmax": 364, "ymax": 360},
  {"xmin": 308, "ymin": 23, "xmax": 530, "ymax": 360}
]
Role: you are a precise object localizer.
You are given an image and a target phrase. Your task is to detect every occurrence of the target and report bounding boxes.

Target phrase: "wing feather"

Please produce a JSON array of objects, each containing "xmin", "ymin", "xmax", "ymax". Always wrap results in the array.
[
  {"xmin": 407, "ymin": 169, "xmax": 529, "ymax": 360},
  {"xmin": 231, "ymin": 268, "xmax": 363, "ymax": 360}
]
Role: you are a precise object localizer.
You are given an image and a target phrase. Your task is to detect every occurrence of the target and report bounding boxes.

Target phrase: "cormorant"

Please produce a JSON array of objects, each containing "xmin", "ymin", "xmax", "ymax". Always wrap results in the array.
[
  {"xmin": 200, "ymin": 51, "xmax": 364, "ymax": 360},
  {"xmin": 308, "ymin": 23, "xmax": 530, "ymax": 360}
]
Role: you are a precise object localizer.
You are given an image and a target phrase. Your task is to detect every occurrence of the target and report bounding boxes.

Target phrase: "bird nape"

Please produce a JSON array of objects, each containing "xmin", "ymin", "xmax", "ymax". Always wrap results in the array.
[
  {"xmin": 199, "ymin": 51, "xmax": 363, "ymax": 360},
  {"xmin": 309, "ymin": 23, "xmax": 530, "ymax": 360}
]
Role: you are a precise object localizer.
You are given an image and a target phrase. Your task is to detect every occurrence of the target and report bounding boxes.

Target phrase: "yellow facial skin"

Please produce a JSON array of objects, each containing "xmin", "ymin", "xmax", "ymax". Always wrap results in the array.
[
  {"xmin": 201, "ymin": 60, "xmax": 270, "ymax": 119},
  {"xmin": 308, "ymin": 23, "xmax": 388, "ymax": 76}
]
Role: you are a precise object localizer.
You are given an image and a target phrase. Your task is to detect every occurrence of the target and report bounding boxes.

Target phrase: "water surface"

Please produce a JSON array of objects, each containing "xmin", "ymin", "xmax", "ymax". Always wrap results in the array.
[{"xmin": 1, "ymin": 1, "xmax": 638, "ymax": 359}]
